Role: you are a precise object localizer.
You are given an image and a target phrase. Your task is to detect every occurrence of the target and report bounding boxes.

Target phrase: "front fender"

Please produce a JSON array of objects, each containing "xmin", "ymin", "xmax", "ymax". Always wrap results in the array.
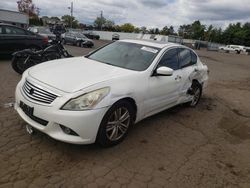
[{"xmin": 12, "ymin": 49, "xmax": 32, "ymax": 56}]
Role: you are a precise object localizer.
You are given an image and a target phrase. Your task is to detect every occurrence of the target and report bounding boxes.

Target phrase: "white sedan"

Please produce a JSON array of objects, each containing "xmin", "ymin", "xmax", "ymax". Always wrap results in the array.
[{"xmin": 15, "ymin": 39, "xmax": 208, "ymax": 147}]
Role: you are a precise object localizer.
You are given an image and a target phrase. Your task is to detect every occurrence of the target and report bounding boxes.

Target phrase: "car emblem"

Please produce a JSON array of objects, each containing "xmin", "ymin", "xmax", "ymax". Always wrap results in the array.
[{"xmin": 29, "ymin": 88, "xmax": 34, "ymax": 95}]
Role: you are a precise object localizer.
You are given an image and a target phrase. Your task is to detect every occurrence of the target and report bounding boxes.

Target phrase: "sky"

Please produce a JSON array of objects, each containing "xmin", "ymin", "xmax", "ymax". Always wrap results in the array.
[{"xmin": 1, "ymin": 0, "xmax": 250, "ymax": 30}]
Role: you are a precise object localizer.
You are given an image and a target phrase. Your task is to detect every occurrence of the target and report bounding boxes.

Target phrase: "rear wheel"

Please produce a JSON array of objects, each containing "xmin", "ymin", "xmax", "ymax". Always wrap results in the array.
[
  {"xmin": 61, "ymin": 39, "xmax": 66, "ymax": 44},
  {"xmin": 11, "ymin": 56, "xmax": 31, "ymax": 74},
  {"xmin": 187, "ymin": 82, "xmax": 202, "ymax": 107},
  {"xmin": 96, "ymin": 101, "xmax": 135, "ymax": 147},
  {"xmin": 77, "ymin": 41, "xmax": 82, "ymax": 47}
]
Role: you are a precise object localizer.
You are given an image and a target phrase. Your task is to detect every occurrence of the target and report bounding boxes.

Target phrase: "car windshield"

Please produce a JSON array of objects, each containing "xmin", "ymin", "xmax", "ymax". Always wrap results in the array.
[
  {"xmin": 38, "ymin": 28, "xmax": 52, "ymax": 34},
  {"xmin": 88, "ymin": 41, "xmax": 160, "ymax": 71},
  {"xmin": 76, "ymin": 33, "xmax": 86, "ymax": 38}
]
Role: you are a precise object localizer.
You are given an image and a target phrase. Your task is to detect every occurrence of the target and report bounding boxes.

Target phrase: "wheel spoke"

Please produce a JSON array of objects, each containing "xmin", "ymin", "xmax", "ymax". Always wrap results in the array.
[
  {"xmin": 117, "ymin": 108, "xmax": 122, "ymax": 119},
  {"xmin": 107, "ymin": 121, "xmax": 117, "ymax": 125},
  {"xmin": 119, "ymin": 111, "xmax": 129, "ymax": 122},
  {"xmin": 114, "ymin": 110, "xmax": 119, "ymax": 121},
  {"xmin": 118, "ymin": 125, "xmax": 126, "ymax": 134},
  {"xmin": 120, "ymin": 122, "xmax": 129, "ymax": 128},
  {"xmin": 106, "ymin": 124, "xmax": 115, "ymax": 132},
  {"xmin": 110, "ymin": 126, "xmax": 118, "ymax": 140}
]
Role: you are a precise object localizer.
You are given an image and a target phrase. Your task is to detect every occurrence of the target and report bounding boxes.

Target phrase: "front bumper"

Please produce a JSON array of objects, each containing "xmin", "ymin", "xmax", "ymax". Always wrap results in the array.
[
  {"xmin": 82, "ymin": 41, "xmax": 94, "ymax": 47},
  {"xmin": 15, "ymin": 82, "xmax": 109, "ymax": 144}
]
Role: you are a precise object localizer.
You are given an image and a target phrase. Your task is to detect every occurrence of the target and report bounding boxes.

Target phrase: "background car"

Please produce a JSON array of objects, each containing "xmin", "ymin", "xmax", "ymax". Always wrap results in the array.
[
  {"xmin": 219, "ymin": 45, "xmax": 244, "ymax": 54},
  {"xmin": 112, "ymin": 33, "xmax": 120, "ymax": 41},
  {"xmin": 62, "ymin": 32, "xmax": 94, "ymax": 48},
  {"xmin": 0, "ymin": 23, "xmax": 48, "ymax": 55},
  {"xmin": 28, "ymin": 26, "xmax": 56, "ymax": 41},
  {"xmin": 82, "ymin": 30, "xmax": 100, "ymax": 40}
]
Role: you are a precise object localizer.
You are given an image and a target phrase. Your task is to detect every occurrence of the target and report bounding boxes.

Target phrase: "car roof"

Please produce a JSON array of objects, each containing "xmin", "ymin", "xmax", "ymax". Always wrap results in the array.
[
  {"xmin": 0, "ymin": 23, "xmax": 20, "ymax": 27},
  {"xmin": 120, "ymin": 39, "xmax": 182, "ymax": 49}
]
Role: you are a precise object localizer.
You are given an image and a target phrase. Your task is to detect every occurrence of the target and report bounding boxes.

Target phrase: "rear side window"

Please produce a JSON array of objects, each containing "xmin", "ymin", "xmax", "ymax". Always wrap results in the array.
[
  {"xmin": 191, "ymin": 51, "xmax": 197, "ymax": 64},
  {"xmin": 178, "ymin": 48, "xmax": 192, "ymax": 68},
  {"xmin": 158, "ymin": 48, "xmax": 179, "ymax": 70},
  {"xmin": 5, "ymin": 26, "xmax": 26, "ymax": 35},
  {"xmin": 0, "ymin": 26, "xmax": 3, "ymax": 34}
]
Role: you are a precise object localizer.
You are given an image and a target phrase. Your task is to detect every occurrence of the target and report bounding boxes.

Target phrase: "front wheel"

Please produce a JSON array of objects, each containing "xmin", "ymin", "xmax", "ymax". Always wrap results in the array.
[{"xmin": 96, "ymin": 101, "xmax": 135, "ymax": 147}]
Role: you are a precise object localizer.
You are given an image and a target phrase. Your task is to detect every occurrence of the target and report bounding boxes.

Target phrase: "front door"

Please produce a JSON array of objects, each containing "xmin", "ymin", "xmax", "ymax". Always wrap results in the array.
[{"xmin": 145, "ymin": 48, "xmax": 183, "ymax": 116}]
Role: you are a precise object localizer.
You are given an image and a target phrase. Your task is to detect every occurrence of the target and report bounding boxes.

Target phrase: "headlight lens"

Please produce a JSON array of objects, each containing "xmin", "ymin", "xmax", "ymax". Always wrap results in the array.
[{"xmin": 61, "ymin": 87, "xmax": 110, "ymax": 111}]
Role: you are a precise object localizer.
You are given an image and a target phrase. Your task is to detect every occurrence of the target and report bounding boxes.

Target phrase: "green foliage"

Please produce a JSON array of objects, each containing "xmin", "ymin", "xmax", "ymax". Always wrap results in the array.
[
  {"xmin": 61, "ymin": 15, "xmax": 79, "ymax": 28},
  {"xmin": 140, "ymin": 26, "xmax": 147, "ymax": 34},
  {"xmin": 161, "ymin": 26, "xmax": 175, "ymax": 35},
  {"xmin": 177, "ymin": 21, "xmax": 250, "ymax": 46},
  {"xmin": 120, "ymin": 23, "xmax": 135, "ymax": 33},
  {"xmin": 94, "ymin": 17, "xmax": 106, "ymax": 29},
  {"xmin": 29, "ymin": 17, "xmax": 43, "ymax": 26},
  {"xmin": 94, "ymin": 17, "xmax": 115, "ymax": 31}
]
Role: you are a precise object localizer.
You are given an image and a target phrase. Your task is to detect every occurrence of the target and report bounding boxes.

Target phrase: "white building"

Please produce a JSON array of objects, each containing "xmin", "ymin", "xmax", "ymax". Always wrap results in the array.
[{"xmin": 0, "ymin": 9, "xmax": 29, "ymax": 28}]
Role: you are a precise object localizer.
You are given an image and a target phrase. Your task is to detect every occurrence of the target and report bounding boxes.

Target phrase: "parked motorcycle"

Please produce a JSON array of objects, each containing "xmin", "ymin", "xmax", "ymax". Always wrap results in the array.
[{"xmin": 11, "ymin": 38, "xmax": 73, "ymax": 74}]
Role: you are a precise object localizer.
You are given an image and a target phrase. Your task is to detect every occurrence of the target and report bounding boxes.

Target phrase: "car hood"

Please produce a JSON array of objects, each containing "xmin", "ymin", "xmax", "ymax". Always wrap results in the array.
[
  {"xmin": 77, "ymin": 37, "xmax": 92, "ymax": 42},
  {"xmin": 39, "ymin": 33, "xmax": 55, "ymax": 38},
  {"xmin": 28, "ymin": 57, "xmax": 135, "ymax": 93}
]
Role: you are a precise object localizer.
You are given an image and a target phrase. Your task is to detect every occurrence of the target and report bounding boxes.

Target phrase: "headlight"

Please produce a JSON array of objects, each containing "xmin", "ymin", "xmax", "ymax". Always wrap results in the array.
[{"xmin": 61, "ymin": 87, "xmax": 110, "ymax": 111}]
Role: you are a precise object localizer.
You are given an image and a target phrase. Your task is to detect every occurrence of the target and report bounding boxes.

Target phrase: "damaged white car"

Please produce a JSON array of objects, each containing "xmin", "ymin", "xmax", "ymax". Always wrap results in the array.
[{"xmin": 15, "ymin": 39, "xmax": 208, "ymax": 147}]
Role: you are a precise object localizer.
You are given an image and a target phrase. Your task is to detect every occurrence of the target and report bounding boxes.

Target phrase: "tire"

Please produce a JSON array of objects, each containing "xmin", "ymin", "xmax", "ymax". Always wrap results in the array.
[
  {"xmin": 11, "ymin": 56, "xmax": 30, "ymax": 74},
  {"xmin": 44, "ymin": 52, "xmax": 60, "ymax": 60},
  {"xmin": 96, "ymin": 100, "xmax": 135, "ymax": 147},
  {"xmin": 77, "ymin": 41, "xmax": 82, "ymax": 47},
  {"xmin": 186, "ymin": 82, "xmax": 202, "ymax": 107},
  {"xmin": 62, "ymin": 39, "xmax": 66, "ymax": 44},
  {"xmin": 29, "ymin": 45, "xmax": 41, "ymax": 51}
]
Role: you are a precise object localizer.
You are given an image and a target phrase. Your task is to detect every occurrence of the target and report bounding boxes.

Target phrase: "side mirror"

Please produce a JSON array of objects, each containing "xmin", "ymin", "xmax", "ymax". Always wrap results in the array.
[
  {"xmin": 34, "ymin": 29, "xmax": 38, "ymax": 33},
  {"xmin": 155, "ymin": 66, "xmax": 174, "ymax": 76}
]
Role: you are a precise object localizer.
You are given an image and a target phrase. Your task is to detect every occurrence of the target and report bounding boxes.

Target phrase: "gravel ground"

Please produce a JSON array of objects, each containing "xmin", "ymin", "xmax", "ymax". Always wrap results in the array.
[{"xmin": 0, "ymin": 40, "xmax": 250, "ymax": 188}]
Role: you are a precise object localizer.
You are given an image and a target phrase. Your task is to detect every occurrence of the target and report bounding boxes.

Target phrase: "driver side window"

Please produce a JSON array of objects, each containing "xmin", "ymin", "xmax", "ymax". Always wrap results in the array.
[{"xmin": 157, "ymin": 48, "xmax": 179, "ymax": 70}]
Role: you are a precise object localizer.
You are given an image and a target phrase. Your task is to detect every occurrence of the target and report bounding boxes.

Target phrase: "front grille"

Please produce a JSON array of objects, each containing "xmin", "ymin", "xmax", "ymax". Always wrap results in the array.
[{"xmin": 22, "ymin": 80, "xmax": 58, "ymax": 104}]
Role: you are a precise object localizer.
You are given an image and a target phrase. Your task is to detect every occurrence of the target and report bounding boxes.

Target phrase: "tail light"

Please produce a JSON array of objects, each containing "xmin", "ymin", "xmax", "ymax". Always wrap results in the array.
[{"xmin": 43, "ymin": 36, "xmax": 49, "ymax": 44}]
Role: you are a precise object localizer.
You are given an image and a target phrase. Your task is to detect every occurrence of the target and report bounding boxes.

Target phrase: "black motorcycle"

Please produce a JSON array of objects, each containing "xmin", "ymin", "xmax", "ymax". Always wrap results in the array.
[{"xmin": 12, "ymin": 38, "xmax": 73, "ymax": 74}]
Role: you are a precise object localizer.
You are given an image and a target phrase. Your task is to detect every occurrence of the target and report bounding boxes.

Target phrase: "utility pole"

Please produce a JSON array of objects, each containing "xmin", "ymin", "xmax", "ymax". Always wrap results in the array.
[
  {"xmin": 68, "ymin": 2, "xmax": 73, "ymax": 28},
  {"xmin": 100, "ymin": 10, "xmax": 103, "ymax": 31},
  {"xmin": 36, "ymin": 7, "xmax": 41, "ymax": 17}
]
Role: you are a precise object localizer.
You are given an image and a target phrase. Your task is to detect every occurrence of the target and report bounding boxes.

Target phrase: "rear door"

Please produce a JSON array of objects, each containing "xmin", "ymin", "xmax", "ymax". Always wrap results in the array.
[
  {"xmin": 3, "ymin": 26, "xmax": 29, "ymax": 53},
  {"xmin": 0, "ymin": 25, "xmax": 6, "ymax": 54},
  {"xmin": 178, "ymin": 48, "xmax": 198, "ymax": 101},
  {"xmin": 64, "ymin": 33, "xmax": 71, "ymax": 43}
]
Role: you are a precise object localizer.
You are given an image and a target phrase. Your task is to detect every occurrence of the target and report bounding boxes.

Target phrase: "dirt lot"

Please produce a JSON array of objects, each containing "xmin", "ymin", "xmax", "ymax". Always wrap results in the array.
[{"xmin": 0, "ymin": 40, "xmax": 250, "ymax": 188}]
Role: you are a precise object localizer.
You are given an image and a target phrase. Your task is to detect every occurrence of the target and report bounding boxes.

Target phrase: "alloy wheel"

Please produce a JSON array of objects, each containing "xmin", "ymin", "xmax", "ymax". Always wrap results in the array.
[
  {"xmin": 106, "ymin": 107, "xmax": 130, "ymax": 141},
  {"xmin": 190, "ymin": 87, "xmax": 201, "ymax": 106}
]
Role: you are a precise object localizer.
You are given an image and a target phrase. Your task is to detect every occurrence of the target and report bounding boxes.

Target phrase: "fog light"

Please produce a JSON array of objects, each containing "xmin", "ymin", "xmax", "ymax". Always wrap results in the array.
[
  {"xmin": 64, "ymin": 127, "xmax": 71, "ymax": 134},
  {"xmin": 60, "ymin": 125, "xmax": 79, "ymax": 136}
]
